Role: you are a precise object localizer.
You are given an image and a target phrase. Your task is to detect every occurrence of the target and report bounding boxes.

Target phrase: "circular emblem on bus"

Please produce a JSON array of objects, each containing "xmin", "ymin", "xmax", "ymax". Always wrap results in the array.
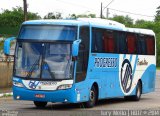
[
  {"xmin": 28, "ymin": 81, "xmax": 39, "ymax": 89},
  {"xmin": 120, "ymin": 59, "xmax": 133, "ymax": 93}
]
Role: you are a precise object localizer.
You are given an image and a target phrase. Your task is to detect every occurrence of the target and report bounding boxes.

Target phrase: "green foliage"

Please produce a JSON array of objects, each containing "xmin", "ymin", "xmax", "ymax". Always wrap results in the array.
[
  {"xmin": 44, "ymin": 12, "xmax": 62, "ymax": 19},
  {"xmin": 0, "ymin": 41, "xmax": 3, "ymax": 51},
  {"xmin": 67, "ymin": 13, "xmax": 96, "ymax": 19},
  {"xmin": 0, "ymin": 7, "xmax": 41, "ymax": 27},
  {"xmin": 88, "ymin": 14, "xmax": 96, "ymax": 18},
  {"xmin": 0, "ymin": 26, "xmax": 19, "ymax": 36},
  {"xmin": 0, "ymin": 7, "xmax": 41, "ymax": 51},
  {"xmin": 155, "ymin": 6, "xmax": 160, "ymax": 22},
  {"xmin": 109, "ymin": 15, "xmax": 133, "ymax": 27}
]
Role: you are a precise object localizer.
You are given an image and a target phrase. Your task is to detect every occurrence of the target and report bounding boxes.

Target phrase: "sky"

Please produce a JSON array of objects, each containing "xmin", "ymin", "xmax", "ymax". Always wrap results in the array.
[{"xmin": 0, "ymin": 0, "xmax": 160, "ymax": 21}]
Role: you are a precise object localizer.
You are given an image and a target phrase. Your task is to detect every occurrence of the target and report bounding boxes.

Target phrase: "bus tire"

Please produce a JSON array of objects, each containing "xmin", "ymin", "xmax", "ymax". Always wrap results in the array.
[
  {"xmin": 85, "ymin": 85, "xmax": 97, "ymax": 108},
  {"xmin": 132, "ymin": 81, "xmax": 142, "ymax": 101},
  {"xmin": 34, "ymin": 101, "xmax": 47, "ymax": 108},
  {"xmin": 124, "ymin": 81, "xmax": 142, "ymax": 101}
]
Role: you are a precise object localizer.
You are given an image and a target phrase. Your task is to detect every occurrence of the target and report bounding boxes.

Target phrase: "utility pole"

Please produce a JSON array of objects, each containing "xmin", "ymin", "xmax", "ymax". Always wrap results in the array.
[
  {"xmin": 23, "ymin": 0, "xmax": 27, "ymax": 21},
  {"xmin": 106, "ymin": 8, "xmax": 109, "ymax": 19},
  {"xmin": 102, "ymin": 0, "xmax": 114, "ymax": 19},
  {"xmin": 100, "ymin": 2, "xmax": 103, "ymax": 18}
]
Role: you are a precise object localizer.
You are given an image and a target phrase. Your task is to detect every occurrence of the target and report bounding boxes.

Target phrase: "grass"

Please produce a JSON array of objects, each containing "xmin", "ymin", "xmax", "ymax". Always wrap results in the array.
[
  {"xmin": 3, "ymin": 93, "xmax": 13, "ymax": 97},
  {"xmin": 157, "ymin": 67, "xmax": 160, "ymax": 70}
]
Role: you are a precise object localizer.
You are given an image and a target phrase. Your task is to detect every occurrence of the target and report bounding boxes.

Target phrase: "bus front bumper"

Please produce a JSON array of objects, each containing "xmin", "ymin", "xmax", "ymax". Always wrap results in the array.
[{"xmin": 12, "ymin": 86, "xmax": 77, "ymax": 103}]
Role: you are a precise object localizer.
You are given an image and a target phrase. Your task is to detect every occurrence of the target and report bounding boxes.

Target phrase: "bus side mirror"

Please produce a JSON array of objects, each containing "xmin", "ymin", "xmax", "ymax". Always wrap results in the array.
[
  {"xmin": 4, "ymin": 37, "xmax": 16, "ymax": 56},
  {"xmin": 72, "ymin": 39, "xmax": 81, "ymax": 57}
]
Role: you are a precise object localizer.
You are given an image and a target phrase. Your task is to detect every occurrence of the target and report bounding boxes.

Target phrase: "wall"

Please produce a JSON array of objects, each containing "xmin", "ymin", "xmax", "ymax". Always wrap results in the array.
[{"xmin": 0, "ymin": 62, "xmax": 13, "ymax": 88}]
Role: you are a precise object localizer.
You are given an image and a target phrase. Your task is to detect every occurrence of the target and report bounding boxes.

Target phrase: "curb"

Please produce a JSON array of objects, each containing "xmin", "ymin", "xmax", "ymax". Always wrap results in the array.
[{"xmin": 0, "ymin": 92, "xmax": 13, "ymax": 98}]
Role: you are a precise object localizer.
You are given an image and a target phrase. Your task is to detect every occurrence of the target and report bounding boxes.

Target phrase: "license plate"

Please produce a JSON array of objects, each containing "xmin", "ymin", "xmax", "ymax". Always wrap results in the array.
[{"xmin": 35, "ymin": 94, "xmax": 45, "ymax": 98}]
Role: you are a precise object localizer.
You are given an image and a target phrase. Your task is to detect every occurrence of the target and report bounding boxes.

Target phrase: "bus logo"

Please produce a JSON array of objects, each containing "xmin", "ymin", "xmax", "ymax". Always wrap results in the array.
[
  {"xmin": 120, "ymin": 59, "xmax": 133, "ymax": 93},
  {"xmin": 28, "ymin": 81, "xmax": 39, "ymax": 89}
]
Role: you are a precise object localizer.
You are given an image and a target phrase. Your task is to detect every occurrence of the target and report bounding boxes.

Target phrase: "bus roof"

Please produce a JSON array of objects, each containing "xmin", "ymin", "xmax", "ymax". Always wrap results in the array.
[
  {"xmin": 23, "ymin": 18, "xmax": 155, "ymax": 36},
  {"xmin": 125, "ymin": 27, "xmax": 155, "ymax": 36},
  {"xmin": 23, "ymin": 19, "xmax": 88, "ymax": 26}
]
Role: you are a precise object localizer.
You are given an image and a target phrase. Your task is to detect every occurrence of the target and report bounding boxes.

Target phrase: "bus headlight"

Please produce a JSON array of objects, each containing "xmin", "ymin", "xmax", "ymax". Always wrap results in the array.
[
  {"xmin": 13, "ymin": 82, "xmax": 24, "ymax": 88},
  {"xmin": 57, "ymin": 84, "xmax": 72, "ymax": 90}
]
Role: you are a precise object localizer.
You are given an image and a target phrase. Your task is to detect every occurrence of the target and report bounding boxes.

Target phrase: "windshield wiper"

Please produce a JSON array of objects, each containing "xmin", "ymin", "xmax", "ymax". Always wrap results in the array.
[{"xmin": 26, "ymin": 56, "xmax": 41, "ymax": 78}]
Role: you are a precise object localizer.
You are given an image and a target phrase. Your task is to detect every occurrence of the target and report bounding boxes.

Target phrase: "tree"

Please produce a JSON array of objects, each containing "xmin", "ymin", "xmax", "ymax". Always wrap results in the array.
[
  {"xmin": 44, "ymin": 12, "xmax": 62, "ymax": 19},
  {"xmin": 155, "ymin": 6, "xmax": 160, "ymax": 22},
  {"xmin": 134, "ymin": 20, "xmax": 154, "ymax": 29},
  {"xmin": 70, "ymin": 14, "xmax": 77, "ymax": 19},
  {"xmin": 135, "ymin": 19, "xmax": 146, "ymax": 25},
  {"xmin": 109, "ymin": 15, "xmax": 133, "ymax": 27},
  {"xmin": 88, "ymin": 14, "xmax": 96, "ymax": 18},
  {"xmin": 0, "ymin": 7, "xmax": 41, "ymax": 36},
  {"xmin": 67, "ymin": 13, "xmax": 96, "ymax": 19},
  {"xmin": 0, "ymin": 7, "xmax": 41, "ymax": 27},
  {"xmin": 77, "ymin": 14, "xmax": 89, "ymax": 18}
]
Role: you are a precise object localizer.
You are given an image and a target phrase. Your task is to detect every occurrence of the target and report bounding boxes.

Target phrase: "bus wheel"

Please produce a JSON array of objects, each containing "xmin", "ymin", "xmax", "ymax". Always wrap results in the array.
[
  {"xmin": 132, "ymin": 81, "xmax": 142, "ymax": 101},
  {"xmin": 85, "ymin": 86, "xmax": 97, "ymax": 108},
  {"xmin": 125, "ymin": 81, "xmax": 142, "ymax": 101},
  {"xmin": 34, "ymin": 101, "xmax": 47, "ymax": 108}
]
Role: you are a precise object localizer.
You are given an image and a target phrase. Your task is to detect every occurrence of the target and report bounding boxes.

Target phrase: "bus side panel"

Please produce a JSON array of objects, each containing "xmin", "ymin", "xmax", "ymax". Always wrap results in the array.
[
  {"xmin": 74, "ymin": 79, "xmax": 101, "ymax": 103},
  {"xmin": 141, "ymin": 64, "xmax": 156, "ymax": 94},
  {"xmin": 135, "ymin": 55, "xmax": 156, "ymax": 94},
  {"xmin": 88, "ymin": 53, "xmax": 124, "ymax": 99}
]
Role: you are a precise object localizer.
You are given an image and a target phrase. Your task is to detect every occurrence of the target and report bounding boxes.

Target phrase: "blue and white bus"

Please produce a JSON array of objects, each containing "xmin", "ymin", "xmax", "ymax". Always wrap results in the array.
[{"xmin": 4, "ymin": 18, "xmax": 156, "ymax": 108}]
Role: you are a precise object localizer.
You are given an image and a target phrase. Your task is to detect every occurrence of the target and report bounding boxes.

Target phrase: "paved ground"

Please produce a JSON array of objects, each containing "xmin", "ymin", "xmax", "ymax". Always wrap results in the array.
[{"xmin": 0, "ymin": 71, "xmax": 160, "ymax": 116}]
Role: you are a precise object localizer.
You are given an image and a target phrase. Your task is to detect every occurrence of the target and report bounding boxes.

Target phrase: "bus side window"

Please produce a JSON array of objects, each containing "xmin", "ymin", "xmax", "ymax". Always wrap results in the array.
[
  {"xmin": 137, "ymin": 34, "xmax": 147, "ymax": 55},
  {"xmin": 92, "ymin": 28, "xmax": 103, "ymax": 52},
  {"xmin": 146, "ymin": 36, "xmax": 155, "ymax": 55},
  {"xmin": 127, "ymin": 33, "xmax": 136, "ymax": 54},
  {"xmin": 103, "ymin": 30, "xmax": 115, "ymax": 53},
  {"xmin": 113, "ymin": 31, "xmax": 126, "ymax": 54}
]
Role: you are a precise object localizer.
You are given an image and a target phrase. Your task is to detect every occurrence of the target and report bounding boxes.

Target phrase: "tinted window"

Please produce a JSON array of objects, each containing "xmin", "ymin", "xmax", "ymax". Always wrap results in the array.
[
  {"xmin": 146, "ymin": 36, "xmax": 155, "ymax": 55},
  {"xmin": 19, "ymin": 25, "xmax": 77, "ymax": 41},
  {"xmin": 92, "ymin": 28, "xmax": 103, "ymax": 52},
  {"xmin": 92, "ymin": 28, "xmax": 127, "ymax": 54},
  {"xmin": 115, "ymin": 31, "xmax": 127, "ymax": 54},
  {"xmin": 91, "ymin": 27, "xmax": 155, "ymax": 55},
  {"xmin": 127, "ymin": 33, "xmax": 136, "ymax": 54},
  {"xmin": 103, "ymin": 30, "xmax": 115, "ymax": 53},
  {"xmin": 137, "ymin": 34, "xmax": 147, "ymax": 55}
]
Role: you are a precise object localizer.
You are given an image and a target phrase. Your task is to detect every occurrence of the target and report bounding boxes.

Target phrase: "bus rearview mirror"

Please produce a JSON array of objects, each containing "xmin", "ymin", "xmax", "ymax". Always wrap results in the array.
[
  {"xmin": 72, "ymin": 39, "xmax": 81, "ymax": 57},
  {"xmin": 4, "ymin": 37, "xmax": 16, "ymax": 56}
]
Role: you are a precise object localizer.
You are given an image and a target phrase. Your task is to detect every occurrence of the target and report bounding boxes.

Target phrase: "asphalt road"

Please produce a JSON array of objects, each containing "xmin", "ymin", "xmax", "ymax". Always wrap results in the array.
[{"xmin": 0, "ymin": 71, "xmax": 160, "ymax": 116}]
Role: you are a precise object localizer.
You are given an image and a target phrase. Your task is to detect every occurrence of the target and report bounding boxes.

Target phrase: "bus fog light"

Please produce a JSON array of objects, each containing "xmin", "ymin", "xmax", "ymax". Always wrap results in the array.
[
  {"xmin": 13, "ymin": 82, "xmax": 24, "ymax": 88},
  {"xmin": 16, "ymin": 96, "xmax": 20, "ymax": 99},
  {"xmin": 57, "ymin": 84, "xmax": 72, "ymax": 90},
  {"xmin": 64, "ymin": 99, "xmax": 68, "ymax": 102}
]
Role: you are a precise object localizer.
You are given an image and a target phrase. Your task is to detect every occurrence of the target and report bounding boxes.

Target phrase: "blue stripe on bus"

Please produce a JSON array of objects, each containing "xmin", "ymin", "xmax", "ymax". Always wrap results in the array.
[
  {"xmin": 129, "ymin": 55, "xmax": 132, "ymax": 62},
  {"xmin": 123, "ymin": 54, "xmax": 126, "ymax": 59},
  {"xmin": 132, "ymin": 55, "xmax": 138, "ymax": 76}
]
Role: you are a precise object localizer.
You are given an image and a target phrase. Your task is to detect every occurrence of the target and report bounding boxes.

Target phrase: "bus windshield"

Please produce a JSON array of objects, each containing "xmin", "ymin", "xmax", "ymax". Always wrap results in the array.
[
  {"xmin": 18, "ymin": 25, "xmax": 77, "ymax": 41},
  {"xmin": 15, "ymin": 42, "xmax": 73, "ymax": 80}
]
